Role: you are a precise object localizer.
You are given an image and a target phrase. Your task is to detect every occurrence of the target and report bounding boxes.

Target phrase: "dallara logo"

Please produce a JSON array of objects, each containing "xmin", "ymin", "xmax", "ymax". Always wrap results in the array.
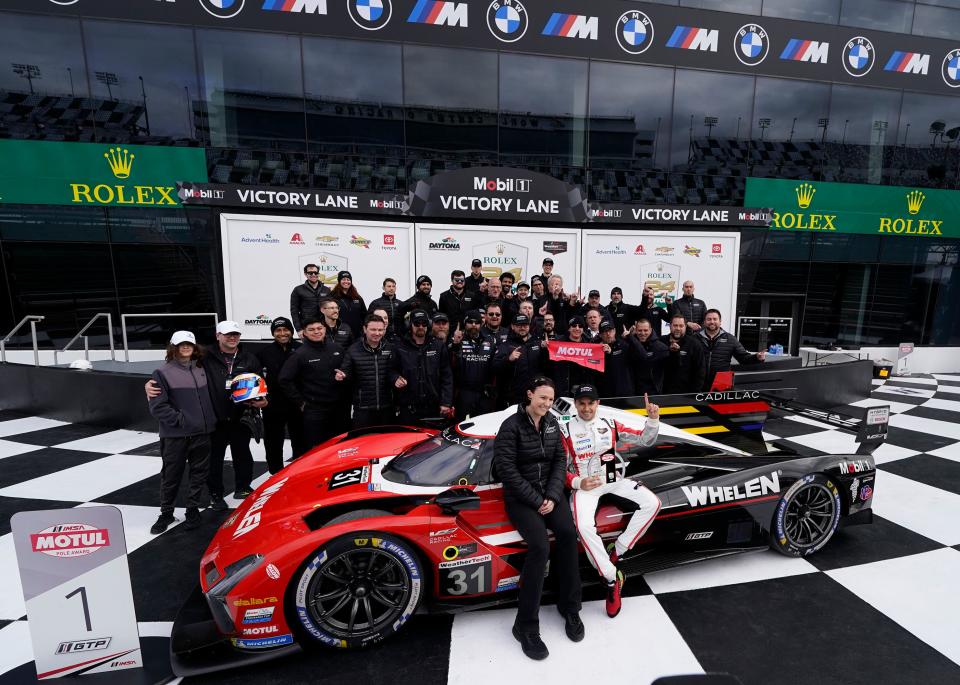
[{"xmin": 71, "ymin": 147, "xmax": 177, "ymax": 206}]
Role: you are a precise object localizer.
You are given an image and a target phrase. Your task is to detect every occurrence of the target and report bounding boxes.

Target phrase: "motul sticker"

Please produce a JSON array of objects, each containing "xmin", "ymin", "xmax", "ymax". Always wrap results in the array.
[{"xmin": 30, "ymin": 524, "xmax": 110, "ymax": 558}]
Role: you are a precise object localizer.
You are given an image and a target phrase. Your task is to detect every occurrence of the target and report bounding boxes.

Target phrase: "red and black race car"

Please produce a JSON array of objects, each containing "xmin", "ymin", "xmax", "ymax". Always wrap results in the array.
[{"xmin": 170, "ymin": 394, "xmax": 880, "ymax": 675}]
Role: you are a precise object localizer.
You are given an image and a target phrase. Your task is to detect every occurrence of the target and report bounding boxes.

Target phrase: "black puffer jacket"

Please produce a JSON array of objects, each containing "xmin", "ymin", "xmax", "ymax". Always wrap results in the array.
[
  {"xmin": 255, "ymin": 340, "xmax": 301, "ymax": 410},
  {"xmin": 663, "ymin": 333, "xmax": 706, "ymax": 394},
  {"xmin": 325, "ymin": 321, "xmax": 354, "ymax": 348},
  {"xmin": 628, "ymin": 335, "xmax": 670, "ymax": 394},
  {"xmin": 340, "ymin": 339, "xmax": 395, "ymax": 410},
  {"xmin": 599, "ymin": 338, "xmax": 637, "ymax": 398},
  {"xmin": 368, "ymin": 294, "xmax": 401, "ymax": 336},
  {"xmin": 697, "ymin": 328, "xmax": 761, "ymax": 389},
  {"xmin": 669, "ymin": 295, "xmax": 707, "ymax": 327},
  {"xmin": 439, "ymin": 287, "xmax": 478, "ymax": 328},
  {"xmin": 277, "ymin": 338, "xmax": 345, "ymax": 408},
  {"xmin": 399, "ymin": 291, "xmax": 439, "ymax": 320},
  {"xmin": 290, "ymin": 281, "xmax": 331, "ymax": 330},
  {"xmin": 389, "ymin": 334, "xmax": 453, "ymax": 408},
  {"xmin": 332, "ymin": 293, "xmax": 366, "ymax": 337},
  {"xmin": 201, "ymin": 345, "xmax": 261, "ymax": 421},
  {"xmin": 494, "ymin": 407, "xmax": 567, "ymax": 509},
  {"xmin": 493, "ymin": 334, "xmax": 547, "ymax": 405}
]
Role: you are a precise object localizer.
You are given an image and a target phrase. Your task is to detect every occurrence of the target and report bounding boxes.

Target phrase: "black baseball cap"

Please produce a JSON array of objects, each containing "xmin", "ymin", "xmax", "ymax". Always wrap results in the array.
[
  {"xmin": 568, "ymin": 315, "xmax": 585, "ymax": 328},
  {"xmin": 513, "ymin": 314, "xmax": 531, "ymax": 325},
  {"xmin": 416, "ymin": 275, "xmax": 432, "ymax": 286},
  {"xmin": 530, "ymin": 275, "xmax": 543, "ymax": 285},
  {"xmin": 589, "ymin": 289, "xmax": 601, "ymax": 298},
  {"xmin": 432, "ymin": 312, "xmax": 449, "ymax": 323},
  {"xmin": 574, "ymin": 384, "xmax": 599, "ymax": 400},
  {"xmin": 599, "ymin": 320, "xmax": 616, "ymax": 333},
  {"xmin": 542, "ymin": 257, "xmax": 554, "ymax": 265},
  {"xmin": 471, "ymin": 259, "xmax": 482, "ymax": 267},
  {"xmin": 517, "ymin": 282, "xmax": 529, "ymax": 290},
  {"xmin": 464, "ymin": 309, "xmax": 483, "ymax": 323},
  {"xmin": 410, "ymin": 310, "xmax": 430, "ymax": 324}
]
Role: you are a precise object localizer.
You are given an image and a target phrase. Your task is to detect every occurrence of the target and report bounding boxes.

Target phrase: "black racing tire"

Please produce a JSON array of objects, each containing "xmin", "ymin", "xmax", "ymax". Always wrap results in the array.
[
  {"xmin": 770, "ymin": 473, "xmax": 841, "ymax": 557},
  {"xmin": 288, "ymin": 532, "xmax": 423, "ymax": 649}
]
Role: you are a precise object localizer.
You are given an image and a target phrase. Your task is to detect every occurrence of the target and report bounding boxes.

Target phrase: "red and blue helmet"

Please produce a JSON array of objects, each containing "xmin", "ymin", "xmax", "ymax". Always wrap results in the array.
[{"xmin": 230, "ymin": 373, "xmax": 268, "ymax": 403}]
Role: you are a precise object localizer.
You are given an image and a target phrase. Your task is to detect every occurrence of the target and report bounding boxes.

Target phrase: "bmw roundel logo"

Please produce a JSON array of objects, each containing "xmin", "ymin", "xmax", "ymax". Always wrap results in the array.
[
  {"xmin": 348, "ymin": 0, "xmax": 393, "ymax": 31},
  {"xmin": 486, "ymin": 0, "xmax": 528, "ymax": 43},
  {"xmin": 615, "ymin": 10, "xmax": 654, "ymax": 55},
  {"xmin": 734, "ymin": 24, "xmax": 769, "ymax": 66},
  {"xmin": 198, "ymin": 0, "xmax": 245, "ymax": 19},
  {"xmin": 842, "ymin": 36, "xmax": 875, "ymax": 77},
  {"xmin": 942, "ymin": 49, "xmax": 960, "ymax": 88}
]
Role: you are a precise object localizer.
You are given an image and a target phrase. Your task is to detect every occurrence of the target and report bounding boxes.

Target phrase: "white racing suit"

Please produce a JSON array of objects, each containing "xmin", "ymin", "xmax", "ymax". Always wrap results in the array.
[{"xmin": 562, "ymin": 414, "xmax": 661, "ymax": 584}]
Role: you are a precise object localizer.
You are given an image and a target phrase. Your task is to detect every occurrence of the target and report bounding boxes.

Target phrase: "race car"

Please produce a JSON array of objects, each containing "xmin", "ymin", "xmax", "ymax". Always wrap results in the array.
[{"xmin": 170, "ymin": 395, "xmax": 878, "ymax": 675}]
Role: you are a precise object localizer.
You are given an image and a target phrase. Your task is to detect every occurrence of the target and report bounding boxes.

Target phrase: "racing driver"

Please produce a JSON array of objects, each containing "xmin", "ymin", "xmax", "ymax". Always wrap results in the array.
[{"xmin": 562, "ymin": 385, "xmax": 661, "ymax": 618}]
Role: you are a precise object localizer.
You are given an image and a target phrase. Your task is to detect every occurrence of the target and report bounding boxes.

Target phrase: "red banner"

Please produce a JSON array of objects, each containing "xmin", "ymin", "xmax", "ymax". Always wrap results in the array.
[{"xmin": 546, "ymin": 341, "xmax": 605, "ymax": 373}]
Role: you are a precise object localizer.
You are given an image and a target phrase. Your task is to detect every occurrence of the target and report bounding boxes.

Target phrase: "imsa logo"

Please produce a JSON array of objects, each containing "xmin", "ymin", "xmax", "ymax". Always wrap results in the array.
[
  {"xmin": 942, "ymin": 48, "xmax": 960, "ymax": 88},
  {"xmin": 615, "ymin": 10, "xmax": 654, "ymax": 55},
  {"xmin": 734, "ymin": 24, "xmax": 770, "ymax": 67},
  {"xmin": 348, "ymin": 0, "xmax": 392, "ymax": 30},
  {"xmin": 487, "ymin": 0, "xmax": 528, "ymax": 43},
  {"xmin": 843, "ymin": 36, "xmax": 875, "ymax": 77}
]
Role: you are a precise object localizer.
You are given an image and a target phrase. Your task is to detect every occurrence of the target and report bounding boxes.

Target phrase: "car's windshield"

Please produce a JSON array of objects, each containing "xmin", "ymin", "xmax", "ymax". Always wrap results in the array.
[{"xmin": 381, "ymin": 429, "xmax": 487, "ymax": 486}]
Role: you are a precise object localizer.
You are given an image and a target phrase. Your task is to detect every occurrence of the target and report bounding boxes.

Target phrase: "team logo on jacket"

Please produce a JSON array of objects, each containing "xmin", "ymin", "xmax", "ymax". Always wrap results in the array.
[
  {"xmin": 487, "ymin": 0, "xmax": 528, "ymax": 43},
  {"xmin": 942, "ymin": 49, "xmax": 960, "ymax": 87},
  {"xmin": 615, "ymin": 10, "xmax": 653, "ymax": 55},
  {"xmin": 199, "ymin": 0, "xmax": 245, "ymax": 19},
  {"xmin": 842, "ymin": 36, "xmax": 875, "ymax": 77},
  {"xmin": 734, "ymin": 24, "xmax": 769, "ymax": 66},
  {"xmin": 348, "ymin": 0, "xmax": 392, "ymax": 30}
]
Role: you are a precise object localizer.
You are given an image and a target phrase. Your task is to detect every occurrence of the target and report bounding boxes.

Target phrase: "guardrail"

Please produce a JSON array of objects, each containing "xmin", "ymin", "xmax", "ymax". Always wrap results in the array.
[
  {"xmin": 121, "ymin": 313, "xmax": 219, "ymax": 362},
  {"xmin": 53, "ymin": 313, "xmax": 115, "ymax": 366},
  {"xmin": 0, "ymin": 315, "xmax": 45, "ymax": 366}
]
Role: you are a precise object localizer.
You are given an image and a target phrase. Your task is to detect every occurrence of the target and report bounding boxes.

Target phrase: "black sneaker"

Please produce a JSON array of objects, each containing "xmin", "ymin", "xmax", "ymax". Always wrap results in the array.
[
  {"xmin": 184, "ymin": 509, "xmax": 201, "ymax": 530},
  {"xmin": 512, "ymin": 625, "xmax": 548, "ymax": 660},
  {"xmin": 150, "ymin": 513, "xmax": 175, "ymax": 535},
  {"xmin": 562, "ymin": 611, "xmax": 585, "ymax": 642},
  {"xmin": 209, "ymin": 496, "xmax": 228, "ymax": 511},
  {"xmin": 234, "ymin": 487, "xmax": 254, "ymax": 499}
]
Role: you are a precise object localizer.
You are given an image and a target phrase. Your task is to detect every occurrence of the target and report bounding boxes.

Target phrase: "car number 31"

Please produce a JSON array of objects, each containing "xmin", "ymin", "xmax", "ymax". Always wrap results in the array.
[{"xmin": 439, "ymin": 555, "xmax": 492, "ymax": 596}]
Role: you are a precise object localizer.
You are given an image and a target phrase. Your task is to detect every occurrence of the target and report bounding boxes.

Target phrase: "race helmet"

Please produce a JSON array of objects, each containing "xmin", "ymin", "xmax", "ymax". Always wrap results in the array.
[{"xmin": 230, "ymin": 373, "xmax": 268, "ymax": 403}]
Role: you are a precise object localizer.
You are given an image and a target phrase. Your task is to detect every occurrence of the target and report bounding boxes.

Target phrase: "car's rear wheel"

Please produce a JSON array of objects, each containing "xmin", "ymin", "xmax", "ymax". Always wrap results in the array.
[
  {"xmin": 289, "ymin": 532, "xmax": 423, "ymax": 649},
  {"xmin": 770, "ymin": 474, "xmax": 841, "ymax": 557}
]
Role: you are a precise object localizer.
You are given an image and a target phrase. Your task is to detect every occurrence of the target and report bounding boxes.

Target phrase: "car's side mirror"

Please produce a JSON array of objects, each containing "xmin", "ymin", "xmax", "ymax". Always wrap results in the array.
[{"xmin": 434, "ymin": 487, "xmax": 480, "ymax": 515}]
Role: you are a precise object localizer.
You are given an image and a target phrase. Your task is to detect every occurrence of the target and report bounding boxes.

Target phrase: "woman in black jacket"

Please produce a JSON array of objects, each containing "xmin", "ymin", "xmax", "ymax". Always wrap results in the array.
[
  {"xmin": 330, "ymin": 270, "xmax": 366, "ymax": 336},
  {"xmin": 493, "ymin": 377, "xmax": 583, "ymax": 660}
]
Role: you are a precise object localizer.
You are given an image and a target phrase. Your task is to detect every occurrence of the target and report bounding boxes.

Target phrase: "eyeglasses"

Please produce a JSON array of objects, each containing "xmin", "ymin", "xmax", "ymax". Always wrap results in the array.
[
  {"xmin": 569, "ymin": 323, "xmax": 583, "ymax": 328},
  {"xmin": 453, "ymin": 278, "xmax": 465, "ymax": 283},
  {"xmin": 487, "ymin": 313, "xmax": 501, "ymax": 317},
  {"xmin": 412, "ymin": 322, "xmax": 428, "ymax": 327},
  {"xmin": 305, "ymin": 271, "xmax": 319, "ymax": 276}
]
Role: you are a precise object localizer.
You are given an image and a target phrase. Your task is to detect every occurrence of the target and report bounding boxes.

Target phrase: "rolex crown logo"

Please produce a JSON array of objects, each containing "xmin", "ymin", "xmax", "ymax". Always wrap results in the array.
[
  {"xmin": 906, "ymin": 190, "xmax": 925, "ymax": 215},
  {"xmin": 795, "ymin": 182, "xmax": 815, "ymax": 209},
  {"xmin": 496, "ymin": 243, "xmax": 505, "ymax": 255},
  {"xmin": 320, "ymin": 255, "xmax": 327, "ymax": 263},
  {"xmin": 104, "ymin": 147, "xmax": 134, "ymax": 179}
]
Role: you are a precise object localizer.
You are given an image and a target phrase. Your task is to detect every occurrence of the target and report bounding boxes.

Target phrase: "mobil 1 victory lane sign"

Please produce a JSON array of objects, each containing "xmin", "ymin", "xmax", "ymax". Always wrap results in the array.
[{"xmin": 11, "ymin": 507, "xmax": 141, "ymax": 680}]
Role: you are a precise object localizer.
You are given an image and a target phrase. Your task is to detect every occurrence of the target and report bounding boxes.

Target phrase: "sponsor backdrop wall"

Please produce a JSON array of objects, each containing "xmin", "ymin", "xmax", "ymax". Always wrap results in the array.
[
  {"xmin": 221, "ymin": 215, "xmax": 415, "ymax": 339},
  {"xmin": 581, "ymin": 230, "xmax": 741, "ymax": 332},
  {"xmin": 414, "ymin": 223, "xmax": 581, "ymax": 291}
]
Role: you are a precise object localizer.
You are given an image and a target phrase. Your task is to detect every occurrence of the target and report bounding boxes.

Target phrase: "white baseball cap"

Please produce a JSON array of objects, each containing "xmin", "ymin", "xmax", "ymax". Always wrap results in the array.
[
  {"xmin": 170, "ymin": 330, "xmax": 197, "ymax": 345},
  {"xmin": 216, "ymin": 321, "xmax": 242, "ymax": 335}
]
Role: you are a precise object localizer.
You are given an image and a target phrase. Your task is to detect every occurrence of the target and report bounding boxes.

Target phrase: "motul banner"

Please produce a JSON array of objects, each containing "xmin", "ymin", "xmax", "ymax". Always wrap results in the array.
[{"xmin": 546, "ymin": 341, "xmax": 605, "ymax": 372}]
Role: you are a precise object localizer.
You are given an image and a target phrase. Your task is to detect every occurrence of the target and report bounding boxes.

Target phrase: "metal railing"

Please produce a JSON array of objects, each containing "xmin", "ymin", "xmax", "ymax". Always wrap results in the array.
[
  {"xmin": 1, "ymin": 315, "xmax": 45, "ymax": 366},
  {"xmin": 121, "ymin": 313, "xmax": 219, "ymax": 362},
  {"xmin": 53, "ymin": 313, "xmax": 115, "ymax": 366}
]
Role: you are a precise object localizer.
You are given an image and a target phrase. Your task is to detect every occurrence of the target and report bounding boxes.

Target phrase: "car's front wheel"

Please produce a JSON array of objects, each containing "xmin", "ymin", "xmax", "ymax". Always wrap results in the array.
[
  {"xmin": 770, "ymin": 474, "xmax": 841, "ymax": 557},
  {"xmin": 289, "ymin": 532, "xmax": 423, "ymax": 649}
]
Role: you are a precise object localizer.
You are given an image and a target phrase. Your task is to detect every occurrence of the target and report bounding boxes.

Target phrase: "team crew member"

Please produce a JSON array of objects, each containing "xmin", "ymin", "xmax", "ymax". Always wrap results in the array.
[
  {"xmin": 663, "ymin": 314, "xmax": 706, "ymax": 394},
  {"xmin": 481, "ymin": 302, "xmax": 509, "ymax": 345},
  {"xmin": 541, "ymin": 312, "xmax": 558, "ymax": 341},
  {"xmin": 607, "ymin": 287, "xmax": 635, "ymax": 332},
  {"xmin": 256, "ymin": 317, "xmax": 305, "ymax": 473},
  {"xmin": 390, "ymin": 309, "xmax": 453, "ymax": 425},
  {"xmin": 290, "ymin": 263, "xmax": 331, "ymax": 332},
  {"xmin": 500, "ymin": 273, "xmax": 519, "ymax": 324},
  {"xmin": 581, "ymin": 290, "xmax": 611, "ymax": 323},
  {"xmin": 544, "ymin": 275, "xmax": 578, "ymax": 335},
  {"xmin": 668, "ymin": 280, "xmax": 707, "ymax": 333},
  {"xmin": 368, "ymin": 278, "xmax": 401, "ymax": 339},
  {"xmin": 320, "ymin": 297, "xmax": 354, "ymax": 347},
  {"xmin": 493, "ymin": 314, "xmax": 547, "ymax": 407},
  {"xmin": 634, "ymin": 285, "xmax": 671, "ymax": 336},
  {"xmin": 563, "ymin": 386, "xmax": 661, "ymax": 618},
  {"xmin": 465, "ymin": 258, "xmax": 486, "ymax": 294},
  {"xmin": 400, "ymin": 275, "xmax": 439, "ymax": 319},
  {"xmin": 597, "ymin": 320, "xmax": 637, "ymax": 397},
  {"xmin": 482, "ymin": 278, "xmax": 507, "ymax": 325},
  {"xmin": 698, "ymin": 309, "xmax": 766, "ymax": 390},
  {"xmin": 583, "ymin": 307, "xmax": 603, "ymax": 342},
  {"xmin": 147, "ymin": 331, "xmax": 216, "ymax": 534},
  {"xmin": 626, "ymin": 319, "xmax": 670, "ymax": 393},
  {"xmin": 278, "ymin": 318, "xmax": 346, "ymax": 449},
  {"xmin": 439, "ymin": 270, "xmax": 475, "ymax": 328},
  {"xmin": 430, "ymin": 312, "xmax": 452, "ymax": 344},
  {"xmin": 451, "ymin": 309, "xmax": 496, "ymax": 420},
  {"xmin": 539, "ymin": 257, "xmax": 555, "ymax": 286},
  {"xmin": 338, "ymin": 314, "xmax": 396, "ymax": 428},
  {"xmin": 330, "ymin": 271, "xmax": 366, "ymax": 336},
  {"xmin": 494, "ymin": 377, "xmax": 583, "ymax": 661}
]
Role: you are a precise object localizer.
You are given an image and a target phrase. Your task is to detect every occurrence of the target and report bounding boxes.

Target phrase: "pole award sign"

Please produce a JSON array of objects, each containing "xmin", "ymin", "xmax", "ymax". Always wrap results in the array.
[{"xmin": 11, "ymin": 506, "xmax": 142, "ymax": 680}]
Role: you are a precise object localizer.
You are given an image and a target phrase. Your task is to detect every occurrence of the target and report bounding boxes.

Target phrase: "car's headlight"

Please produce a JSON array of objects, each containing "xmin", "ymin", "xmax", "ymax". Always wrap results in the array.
[{"xmin": 206, "ymin": 554, "xmax": 264, "ymax": 634}]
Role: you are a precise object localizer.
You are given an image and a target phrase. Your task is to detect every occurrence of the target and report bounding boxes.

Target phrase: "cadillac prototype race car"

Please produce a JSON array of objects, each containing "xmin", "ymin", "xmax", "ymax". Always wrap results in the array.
[{"xmin": 171, "ymin": 393, "xmax": 880, "ymax": 674}]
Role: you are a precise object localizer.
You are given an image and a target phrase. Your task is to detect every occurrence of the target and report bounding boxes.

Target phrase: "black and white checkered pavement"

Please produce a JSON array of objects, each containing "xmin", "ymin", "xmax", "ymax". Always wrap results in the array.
[{"xmin": 1, "ymin": 375, "xmax": 959, "ymax": 684}]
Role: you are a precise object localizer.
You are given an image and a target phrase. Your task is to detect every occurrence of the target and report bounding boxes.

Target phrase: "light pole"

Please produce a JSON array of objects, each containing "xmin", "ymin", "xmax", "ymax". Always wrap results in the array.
[
  {"xmin": 758, "ymin": 118, "xmax": 772, "ymax": 140},
  {"xmin": 66, "ymin": 67, "xmax": 75, "ymax": 97},
  {"xmin": 789, "ymin": 117, "xmax": 797, "ymax": 142},
  {"xmin": 95, "ymin": 71, "xmax": 119, "ymax": 101},
  {"xmin": 11, "ymin": 63, "xmax": 41, "ymax": 94},
  {"xmin": 841, "ymin": 119, "xmax": 850, "ymax": 144},
  {"xmin": 818, "ymin": 118, "xmax": 829, "ymax": 144},
  {"xmin": 138, "ymin": 75, "xmax": 151, "ymax": 136},
  {"xmin": 873, "ymin": 119, "xmax": 888, "ymax": 145},
  {"xmin": 703, "ymin": 116, "xmax": 718, "ymax": 137}
]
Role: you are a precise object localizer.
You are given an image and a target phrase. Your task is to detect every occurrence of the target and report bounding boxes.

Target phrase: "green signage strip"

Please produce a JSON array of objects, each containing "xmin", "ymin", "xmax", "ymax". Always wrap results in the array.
[
  {"xmin": 0, "ymin": 140, "xmax": 207, "ymax": 208},
  {"xmin": 744, "ymin": 177, "xmax": 960, "ymax": 239}
]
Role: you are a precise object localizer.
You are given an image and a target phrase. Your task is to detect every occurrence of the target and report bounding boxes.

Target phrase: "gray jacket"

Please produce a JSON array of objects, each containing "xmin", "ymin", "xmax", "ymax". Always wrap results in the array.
[{"xmin": 149, "ymin": 360, "xmax": 218, "ymax": 438}]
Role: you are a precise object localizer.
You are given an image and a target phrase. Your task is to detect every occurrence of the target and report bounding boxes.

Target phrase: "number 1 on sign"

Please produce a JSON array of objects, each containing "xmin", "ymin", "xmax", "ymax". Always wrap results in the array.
[{"xmin": 65, "ymin": 586, "xmax": 92, "ymax": 631}]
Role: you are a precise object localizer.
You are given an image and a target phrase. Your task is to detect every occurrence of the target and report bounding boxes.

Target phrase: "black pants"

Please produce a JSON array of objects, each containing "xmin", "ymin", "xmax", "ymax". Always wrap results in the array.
[
  {"xmin": 504, "ymin": 496, "xmax": 582, "ymax": 633},
  {"xmin": 263, "ymin": 406, "xmax": 306, "ymax": 474},
  {"xmin": 159, "ymin": 435, "xmax": 210, "ymax": 515},
  {"xmin": 353, "ymin": 408, "xmax": 396, "ymax": 429},
  {"xmin": 209, "ymin": 420, "xmax": 253, "ymax": 497},
  {"xmin": 303, "ymin": 404, "xmax": 344, "ymax": 451},
  {"xmin": 456, "ymin": 389, "xmax": 493, "ymax": 421}
]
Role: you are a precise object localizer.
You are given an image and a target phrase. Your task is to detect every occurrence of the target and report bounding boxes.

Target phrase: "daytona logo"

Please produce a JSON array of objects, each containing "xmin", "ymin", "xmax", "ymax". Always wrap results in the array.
[
  {"xmin": 682, "ymin": 472, "xmax": 780, "ymax": 507},
  {"xmin": 31, "ymin": 524, "xmax": 110, "ymax": 558},
  {"xmin": 233, "ymin": 477, "xmax": 289, "ymax": 538}
]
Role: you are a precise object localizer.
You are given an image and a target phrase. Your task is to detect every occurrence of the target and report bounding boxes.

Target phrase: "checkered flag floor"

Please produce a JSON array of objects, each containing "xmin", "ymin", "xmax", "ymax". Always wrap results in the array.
[{"xmin": 1, "ymin": 374, "xmax": 959, "ymax": 684}]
